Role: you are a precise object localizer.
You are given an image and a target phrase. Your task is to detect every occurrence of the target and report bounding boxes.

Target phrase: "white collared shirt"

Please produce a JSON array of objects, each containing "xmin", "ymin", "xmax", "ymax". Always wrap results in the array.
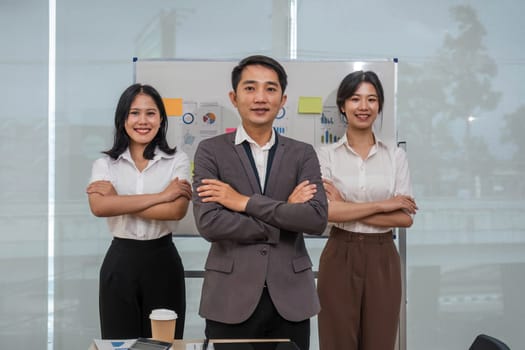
[
  {"xmin": 235, "ymin": 124, "xmax": 276, "ymax": 192},
  {"xmin": 317, "ymin": 133, "xmax": 413, "ymax": 233},
  {"xmin": 89, "ymin": 147, "xmax": 191, "ymax": 240}
]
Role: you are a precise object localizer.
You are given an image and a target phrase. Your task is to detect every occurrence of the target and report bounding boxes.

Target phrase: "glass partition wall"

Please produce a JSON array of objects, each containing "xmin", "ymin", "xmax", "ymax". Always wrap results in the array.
[
  {"xmin": 0, "ymin": 0, "xmax": 49, "ymax": 348},
  {"xmin": 1, "ymin": 1, "xmax": 523, "ymax": 349},
  {"xmin": 298, "ymin": 1, "xmax": 525, "ymax": 349}
]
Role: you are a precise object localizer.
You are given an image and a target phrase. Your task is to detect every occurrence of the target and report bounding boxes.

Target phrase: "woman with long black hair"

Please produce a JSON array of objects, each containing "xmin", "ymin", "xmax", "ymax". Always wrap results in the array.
[{"xmin": 87, "ymin": 83, "xmax": 191, "ymax": 340}]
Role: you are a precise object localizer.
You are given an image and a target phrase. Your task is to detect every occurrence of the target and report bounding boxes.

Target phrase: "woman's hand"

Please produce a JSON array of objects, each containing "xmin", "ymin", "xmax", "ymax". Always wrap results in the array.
[
  {"xmin": 380, "ymin": 195, "xmax": 418, "ymax": 214},
  {"xmin": 162, "ymin": 177, "xmax": 192, "ymax": 202},
  {"xmin": 86, "ymin": 180, "xmax": 117, "ymax": 196},
  {"xmin": 322, "ymin": 178, "xmax": 344, "ymax": 202}
]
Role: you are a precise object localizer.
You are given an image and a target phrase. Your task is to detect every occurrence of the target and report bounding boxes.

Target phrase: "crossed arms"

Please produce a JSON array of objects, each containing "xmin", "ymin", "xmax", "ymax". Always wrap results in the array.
[
  {"xmin": 322, "ymin": 178, "xmax": 417, "ymax": 228},
  {"xmin": 192, "ymin": 141, "xmax": 328, "ymax": 243},
  {"xmin": 87, "ymin": 177, "xmax": 192, "ymax": 221}
]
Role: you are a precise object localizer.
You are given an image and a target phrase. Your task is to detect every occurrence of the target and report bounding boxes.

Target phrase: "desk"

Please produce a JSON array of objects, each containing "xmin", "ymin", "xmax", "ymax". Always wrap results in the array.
[
  {"xmin": 89, "ymin": 339, "xmax": 198, "ymax": 350},
  {"xmin": 90, "ymin": 338, "xmax": 291, "ymax": 350}
]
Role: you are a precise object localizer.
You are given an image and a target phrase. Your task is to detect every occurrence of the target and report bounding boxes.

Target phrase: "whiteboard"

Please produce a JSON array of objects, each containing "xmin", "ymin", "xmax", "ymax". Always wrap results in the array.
[{"xmin": 134, "ymin": 58, "xmax": 398, "ymax": 235}]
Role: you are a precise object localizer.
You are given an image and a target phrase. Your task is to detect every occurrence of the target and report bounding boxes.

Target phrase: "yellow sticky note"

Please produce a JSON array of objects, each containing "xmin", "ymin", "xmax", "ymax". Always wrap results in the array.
[
  {"xmin": 162, "ymin": 98, "xmax": 183, "ymax": 117},
  {"xmin": 298, "ymin": 96, "xmax": 323, "ymax": 114}
]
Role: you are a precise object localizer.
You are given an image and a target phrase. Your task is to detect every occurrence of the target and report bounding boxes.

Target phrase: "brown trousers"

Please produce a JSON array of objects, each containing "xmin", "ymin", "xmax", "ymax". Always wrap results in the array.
[{"xmin": 317, "ymin": 226, "xmax": 401, "ymax": 350}]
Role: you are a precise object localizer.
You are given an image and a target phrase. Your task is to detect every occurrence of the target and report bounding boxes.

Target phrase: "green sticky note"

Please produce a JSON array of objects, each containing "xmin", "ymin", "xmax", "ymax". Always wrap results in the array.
[{"xmin": 298, "ymin": 96, "xmax": 323, "ymax": 114}]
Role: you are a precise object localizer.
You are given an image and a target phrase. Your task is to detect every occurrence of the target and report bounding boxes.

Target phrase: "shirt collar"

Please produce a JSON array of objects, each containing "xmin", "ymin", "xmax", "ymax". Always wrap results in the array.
[
  {"xmin": 113, "ymin": 146, "xmax": 174, "ymax": 163},
  {"xmin": 234, "ymin": 124, "xmax": 276, "ymax": 150},
  {"xmin": 336, "ymin": 132, "xmax": 388, "ymax": 151}
]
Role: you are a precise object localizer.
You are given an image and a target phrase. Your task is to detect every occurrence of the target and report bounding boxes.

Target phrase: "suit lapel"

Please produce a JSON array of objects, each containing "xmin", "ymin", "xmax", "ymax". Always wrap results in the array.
[
  {"xmin": 230, "ymin": 134, "xmax": 262, "ymax": 195},
  {"xmin": 263, "ymin": 135, "xmax": 286, "ymax": 198}
]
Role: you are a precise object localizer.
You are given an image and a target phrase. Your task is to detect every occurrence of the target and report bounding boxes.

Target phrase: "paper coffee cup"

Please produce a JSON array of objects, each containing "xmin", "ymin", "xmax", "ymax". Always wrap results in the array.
[{"xmin": 149, "ymin": 308, "xmax": 177, "ymax": 343}]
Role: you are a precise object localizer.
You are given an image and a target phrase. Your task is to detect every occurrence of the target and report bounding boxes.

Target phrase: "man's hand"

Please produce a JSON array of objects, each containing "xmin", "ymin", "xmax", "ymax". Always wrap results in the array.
[
  {"xmin": 322, "ymin": 178, "xmax": 344, "ymax": 202},
  {"xmin": 86, "ymin": 180, "xmax": 117, "ymax": 196},
  {"xmin": 288, "ymin": 180, "xmax": 317, "ymax": 203},
  {"xmin": 197, "ymin": 179, "xmax": 250, "ymax": 212},
  {"xmin": 161, "ymin": 177, "xmax": 192, "ymax": 202}
]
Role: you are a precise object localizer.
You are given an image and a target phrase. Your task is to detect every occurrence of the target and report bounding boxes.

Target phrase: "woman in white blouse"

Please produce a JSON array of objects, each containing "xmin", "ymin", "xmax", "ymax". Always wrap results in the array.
[
  {"xmin": 316, "ymin": 71, "xmax": 418, "ymax": 350},
  {"xmin": 86, "ymin": 84, "xmax": 191, "ymax": 340}
]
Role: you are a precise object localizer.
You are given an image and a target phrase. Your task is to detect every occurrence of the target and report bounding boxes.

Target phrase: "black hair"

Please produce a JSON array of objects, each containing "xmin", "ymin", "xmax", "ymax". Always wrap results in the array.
[
  {"xmin": 103, "ymin": 83, "xmax": 175, "ymax": 160},
  {"xmin": 231, "ymin": 55, "xmax": 288, "ymax": 94},
  {"xmin": 336, "ymin": 70, "xmax": 385, "ymax": 114}
]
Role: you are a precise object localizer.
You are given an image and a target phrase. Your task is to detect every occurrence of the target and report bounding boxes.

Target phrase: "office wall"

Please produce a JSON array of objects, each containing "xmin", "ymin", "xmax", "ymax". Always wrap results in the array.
[{"xmin": 0, "ymin": 0, "xmax": 524, "ymax": 349}]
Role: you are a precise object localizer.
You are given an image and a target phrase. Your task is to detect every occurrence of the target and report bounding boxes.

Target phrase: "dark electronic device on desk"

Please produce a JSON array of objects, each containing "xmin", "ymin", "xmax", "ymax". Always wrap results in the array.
[
  {"xmin": 129, "ymin": 338, "xmax": 172, "ymax": 350},
  {"xmin": 212, "ymin": 341, "xmax": 299, "ymax": 350}
]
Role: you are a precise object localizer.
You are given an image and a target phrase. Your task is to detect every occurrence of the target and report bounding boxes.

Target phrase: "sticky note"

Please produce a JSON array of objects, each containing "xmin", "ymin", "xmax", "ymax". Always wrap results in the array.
[
  {"xmin": 162, "ymin": 98, "xmax": 183, "ymax": 117},
  {"xmin": 298, "ymin": 96, "xmax": 323, "ymax": 114}
]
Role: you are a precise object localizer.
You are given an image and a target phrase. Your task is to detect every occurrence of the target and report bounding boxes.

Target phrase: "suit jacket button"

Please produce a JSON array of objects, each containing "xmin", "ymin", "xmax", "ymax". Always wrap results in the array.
[{"xmin": 260, "ymin": 250, "xmax": 268, "ymax": 256}]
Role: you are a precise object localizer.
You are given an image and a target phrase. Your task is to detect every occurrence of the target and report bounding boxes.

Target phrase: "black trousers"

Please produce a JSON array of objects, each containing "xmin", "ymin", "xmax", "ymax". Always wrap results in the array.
[
  {"xmin": 99, "ymin": 234, "xmax": 186, "ymax": 340},
  {"xmin": 205, "ymin": 287, "xmax": 310, "ymax": 350}
]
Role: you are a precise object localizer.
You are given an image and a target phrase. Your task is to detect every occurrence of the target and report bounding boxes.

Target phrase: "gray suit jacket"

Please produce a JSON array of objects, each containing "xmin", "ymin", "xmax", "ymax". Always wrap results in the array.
[{"xmin": 192, "ymin": 131, "xmax": 328, "ymax": 324}]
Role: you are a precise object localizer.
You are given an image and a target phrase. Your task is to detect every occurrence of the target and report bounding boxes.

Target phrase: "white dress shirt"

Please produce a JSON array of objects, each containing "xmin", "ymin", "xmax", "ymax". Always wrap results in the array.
[
  {"xmin": 235, "ymin": 124, "xmax": 276, "ymax": 192},
  {"xmin": 89, "ymin": 147, "xmax": 191, "ymax": 240},
  {"xmin": 317, "ymin": 133, "xmax": 413, "ymax": 233}
]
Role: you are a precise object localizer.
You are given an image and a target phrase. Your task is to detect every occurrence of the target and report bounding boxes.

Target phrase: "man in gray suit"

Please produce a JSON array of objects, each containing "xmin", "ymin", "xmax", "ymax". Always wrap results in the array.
[{"xmin": 192, "ymin": 55, "xmax": 328, "ymax": 350}]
